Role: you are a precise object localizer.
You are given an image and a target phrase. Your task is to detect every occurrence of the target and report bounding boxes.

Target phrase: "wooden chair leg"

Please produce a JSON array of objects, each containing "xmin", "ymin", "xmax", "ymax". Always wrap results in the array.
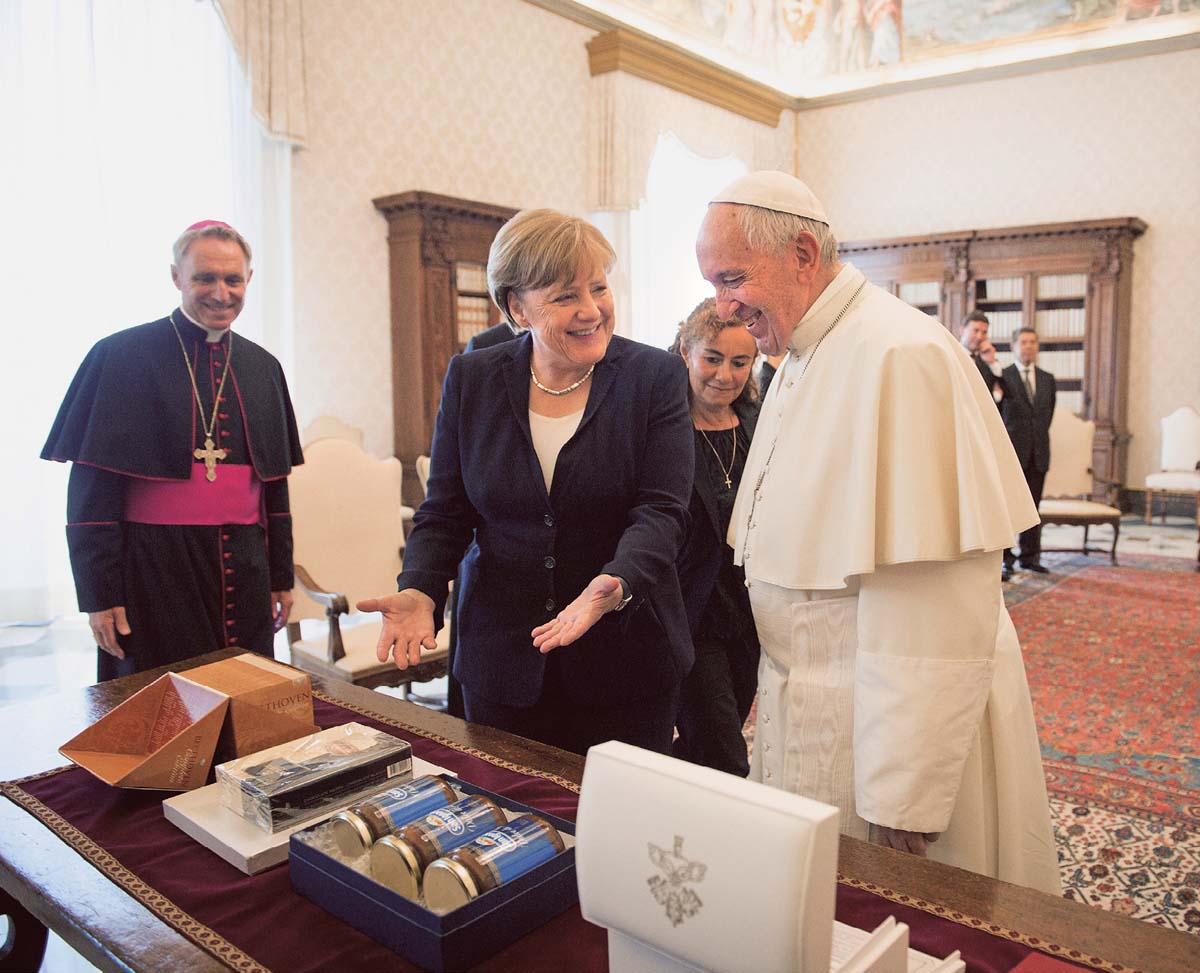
[
  {"xmin": 1111, "ymin": 519, "xmax": 1119, "ymax": 565},
  {"xmin": 1144, "ymin": 490, "xmax": 1152, "ymax": 525}
]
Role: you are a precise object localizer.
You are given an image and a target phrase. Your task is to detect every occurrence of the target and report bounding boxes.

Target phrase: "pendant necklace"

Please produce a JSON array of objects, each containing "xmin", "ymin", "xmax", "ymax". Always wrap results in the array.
[
  {"xmin": 698, "ymin": 424, "xmax": 737, "ymax": 491},
  {"xmin": 170, "ymin": 312, "xmax": 233, "ymax": 481},
  {"xmin": 531, "ymin": 362, "xmax": 594, "ymax": 396}
]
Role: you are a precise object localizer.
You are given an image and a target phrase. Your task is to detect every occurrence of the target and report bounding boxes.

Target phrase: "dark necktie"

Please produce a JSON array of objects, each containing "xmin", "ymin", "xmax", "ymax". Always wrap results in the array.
[{"xmin": 1023, "ymin": 368, "xmax": 1035, "ymax": 401}]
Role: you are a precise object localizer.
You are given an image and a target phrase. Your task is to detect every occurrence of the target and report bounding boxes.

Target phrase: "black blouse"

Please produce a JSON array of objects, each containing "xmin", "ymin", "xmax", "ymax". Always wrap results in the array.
[{"xmin": 694, "ymin": 423, "xmax": 754, "ymax": 641}]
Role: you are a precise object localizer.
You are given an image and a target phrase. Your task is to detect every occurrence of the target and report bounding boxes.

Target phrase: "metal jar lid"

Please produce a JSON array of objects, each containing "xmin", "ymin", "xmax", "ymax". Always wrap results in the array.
[
  {"xmin": 329, "ymin": 811, "xmax": 373, "ymax": 857},
  {"xmin": 423, "ymin": 857, "xmax": 480, "ymax": 915},
  {"xmin": 370, "ymin": 835, "xmax": 422, "ymax": 900}
]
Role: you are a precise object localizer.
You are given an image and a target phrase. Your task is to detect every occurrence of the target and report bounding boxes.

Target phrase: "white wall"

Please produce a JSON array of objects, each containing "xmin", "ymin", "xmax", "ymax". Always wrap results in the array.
[
  {"xmin": 291, "ymin": 0, "xmax": 595, "ymax": 458},
  {"xmin": 793, "ymin": 48, "xmax": 1200, "ymax": 486}
]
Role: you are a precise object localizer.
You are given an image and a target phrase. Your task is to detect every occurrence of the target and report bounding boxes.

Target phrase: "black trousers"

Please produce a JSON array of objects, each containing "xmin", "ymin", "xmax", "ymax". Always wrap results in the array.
[
  {"xmin": 1006, "ymin": 468, "xmax": 1047, "ymax": 567},
  {"xmin": 462, "ymin": 653, "xmax": 679, "ymax": 757},
  {"xmin": 671, "ymin": 627, "xmax": 759, "ymax": 777}
]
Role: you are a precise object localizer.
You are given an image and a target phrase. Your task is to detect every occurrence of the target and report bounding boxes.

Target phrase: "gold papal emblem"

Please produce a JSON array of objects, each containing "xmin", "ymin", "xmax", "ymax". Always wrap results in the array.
[{"xmin": 647, "ymin": 835, "xmax": 707, "ymax": 927}]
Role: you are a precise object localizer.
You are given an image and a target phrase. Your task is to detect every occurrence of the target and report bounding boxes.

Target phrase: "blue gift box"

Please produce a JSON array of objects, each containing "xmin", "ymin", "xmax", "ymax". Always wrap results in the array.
[{"xmin": 289, "ymin": 776, "xmax": 578, "ymax": 971}]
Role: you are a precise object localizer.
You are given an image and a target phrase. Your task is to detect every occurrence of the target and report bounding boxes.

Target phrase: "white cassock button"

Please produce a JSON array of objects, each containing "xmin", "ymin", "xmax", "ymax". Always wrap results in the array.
[
  {"xmin": 786, "ymin": 381, "xmax": 795, "ymax": 389},
  {"xmin": 765, "ymin": 770, "xmax": 773, "ymax": 780},
  {"xmin": 763, "ymin": 714, "xmax": 770, "ymax": 724},
  {"xmin": 764, "ymin": 742, "xmax": 771, "ymax": 752}
]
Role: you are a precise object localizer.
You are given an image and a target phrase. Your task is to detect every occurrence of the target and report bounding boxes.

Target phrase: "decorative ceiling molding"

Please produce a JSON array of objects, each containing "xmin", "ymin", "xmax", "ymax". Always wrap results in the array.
[
  {"xmin": 529, "ymin": 0, "xmax": 1200, "ymax": 115},
  {"xmin": 586, "ymin": 29, "xmax": 787, "ymax": 128}
]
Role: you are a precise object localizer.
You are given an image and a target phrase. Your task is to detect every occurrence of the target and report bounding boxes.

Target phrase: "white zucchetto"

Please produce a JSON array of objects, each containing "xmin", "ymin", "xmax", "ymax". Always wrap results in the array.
[{"xmin": 709, "ymin": 170, "xmax": 829, "ymax": 225}]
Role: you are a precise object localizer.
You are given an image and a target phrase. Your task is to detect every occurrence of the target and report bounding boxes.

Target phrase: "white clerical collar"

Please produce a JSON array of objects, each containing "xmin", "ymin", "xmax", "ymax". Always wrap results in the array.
[
  {"xmin": 179, "ymin": 306, "xmax": 231, "ymax": 343},
  {"xmin": 786, "ymin": 264, "xmax": 865, "ymax": 357}
]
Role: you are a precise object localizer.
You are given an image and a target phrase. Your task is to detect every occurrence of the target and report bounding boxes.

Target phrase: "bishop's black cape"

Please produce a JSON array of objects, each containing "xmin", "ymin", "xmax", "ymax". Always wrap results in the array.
[{"xmin": 42, "ymin": 313, "xmax": 304, "ymax": 680}]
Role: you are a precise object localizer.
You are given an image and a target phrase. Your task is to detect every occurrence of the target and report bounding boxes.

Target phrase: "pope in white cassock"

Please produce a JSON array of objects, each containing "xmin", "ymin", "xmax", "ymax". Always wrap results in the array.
[{"xmin": 695, "ymin": 171, "xmax": 1061, "ymax": 895}]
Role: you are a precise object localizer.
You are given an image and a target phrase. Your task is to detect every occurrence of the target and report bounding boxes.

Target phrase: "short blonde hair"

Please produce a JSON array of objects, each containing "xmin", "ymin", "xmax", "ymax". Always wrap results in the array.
[
  {"xmin": 172, "ymin": 224, "xmax": 253, "ymax": 268},
  {"xmin": 487, "ymin": 209, "xmax": 616, "ymax": 330}
]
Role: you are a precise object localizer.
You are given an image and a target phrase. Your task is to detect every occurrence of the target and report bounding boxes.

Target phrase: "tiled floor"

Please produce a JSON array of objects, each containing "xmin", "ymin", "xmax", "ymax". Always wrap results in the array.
[{"xmin": 1, "ymin": 515, "xmax": 1194, "ymax": 970}]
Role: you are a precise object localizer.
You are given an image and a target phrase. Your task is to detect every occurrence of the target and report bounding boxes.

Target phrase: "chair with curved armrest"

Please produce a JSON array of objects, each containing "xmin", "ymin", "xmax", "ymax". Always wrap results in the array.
[{"xmin": 286, "ymin": 436, "xmax": 448, "ymax": 698}]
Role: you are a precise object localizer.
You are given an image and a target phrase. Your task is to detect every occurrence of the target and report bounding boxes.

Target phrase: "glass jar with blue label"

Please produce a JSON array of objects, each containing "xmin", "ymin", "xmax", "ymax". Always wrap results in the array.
[
  {"xmin": 329, "ymin": 775, "xmax": 458, "ymax": 856},
  {"xmin": 370, "ymin": 794, "xmax": 506, "ymax": 899},
  {"xmin": 422, "ymin": 814, "xmax": 565, "ymax": 914}
]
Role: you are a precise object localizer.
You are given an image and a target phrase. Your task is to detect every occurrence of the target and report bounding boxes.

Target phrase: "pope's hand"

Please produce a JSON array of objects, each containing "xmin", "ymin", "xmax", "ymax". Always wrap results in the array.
[
  {"xmin": 357, "ymin": 590, "xmax": 437, "ymax": 669},
  {"xmin": 871, "ymin": 825, "xmax": 940, "ymax": 857},
  {"xmin": 89, "ymin": 607, "xmax": 130, "ymax": 659},
  {"xmin": 532, "ymin": 574, "xmax": 624, "ymax": 654}
]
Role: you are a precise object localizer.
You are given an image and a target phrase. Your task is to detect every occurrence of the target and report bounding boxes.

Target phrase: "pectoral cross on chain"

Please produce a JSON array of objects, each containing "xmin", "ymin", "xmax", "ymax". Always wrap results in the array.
[{"xmin": 195, "ymin": 437, "xmax": 228, "ymax": 481}]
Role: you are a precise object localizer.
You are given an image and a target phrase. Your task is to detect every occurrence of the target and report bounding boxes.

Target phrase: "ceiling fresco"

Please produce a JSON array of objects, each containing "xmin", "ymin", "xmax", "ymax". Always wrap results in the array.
[{"xmin": 566, "ymin": 0, "xmax": 1200, "ymax": 99}]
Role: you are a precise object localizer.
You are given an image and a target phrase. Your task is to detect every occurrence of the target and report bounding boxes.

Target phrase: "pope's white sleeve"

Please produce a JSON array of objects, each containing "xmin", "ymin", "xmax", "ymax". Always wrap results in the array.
[{"xmin": 853, "ymin": 550, "xmax": 1001, "ymax": 833}]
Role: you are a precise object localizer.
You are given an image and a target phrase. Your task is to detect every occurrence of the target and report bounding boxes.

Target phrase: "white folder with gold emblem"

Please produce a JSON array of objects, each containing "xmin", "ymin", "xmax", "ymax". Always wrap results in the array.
[
  {"xmin": 575, "ymin": 741, "xmax": 965, "ymax": 973},
  {"xmin": 576, "ymin": 740, "xmax": 838, "ymax": 973}
]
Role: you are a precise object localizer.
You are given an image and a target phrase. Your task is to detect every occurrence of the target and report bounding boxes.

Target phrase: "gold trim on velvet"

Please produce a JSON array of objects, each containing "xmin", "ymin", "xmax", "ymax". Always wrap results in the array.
[
  {"xmin": 837, "ymin": 874, "xmax": 1135, "ymax": 973},
  {"xmin": 1, "ymin": 776, "xmax": 269, "ymax": 973},
  {"xmin": 309, "ymin": 688, "xmax": 583, "ymax": 794}
]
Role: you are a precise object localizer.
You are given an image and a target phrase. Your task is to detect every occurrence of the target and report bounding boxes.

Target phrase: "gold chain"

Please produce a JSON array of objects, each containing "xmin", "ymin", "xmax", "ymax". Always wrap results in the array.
[
  {"xmin": 698, "ymin": 425, "xmax": 737, "ymax": 490},
  {"xmin": 170, "ymin": 313, "xmax": 233, "ymax": 438}
]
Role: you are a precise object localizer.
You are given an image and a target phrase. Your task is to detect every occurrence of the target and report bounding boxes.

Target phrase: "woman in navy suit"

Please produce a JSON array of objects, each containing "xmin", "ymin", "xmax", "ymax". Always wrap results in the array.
[
  {"xmin": 670, "ymin": 299, "xmax": 761, "ymax": 776},
  {"xmin": 360, "ymin": 210, "xmax": 694, "ymax": 755}
]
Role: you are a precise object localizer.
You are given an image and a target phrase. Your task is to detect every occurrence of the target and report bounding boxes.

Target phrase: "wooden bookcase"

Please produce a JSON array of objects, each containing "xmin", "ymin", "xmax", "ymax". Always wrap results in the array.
[
  {"xmin": 373, "ymin": 191, "xmax": 517, "ymax": 506},
  {"xmin": 840, "ymin": 218, "xmax": 1146, "ymax": 491}
]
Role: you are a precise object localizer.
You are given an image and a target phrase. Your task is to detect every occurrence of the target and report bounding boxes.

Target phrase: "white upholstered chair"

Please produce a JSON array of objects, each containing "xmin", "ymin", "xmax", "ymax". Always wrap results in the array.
[
  {"xmin": 301, "ymin": 415, "xmax": 364, "ymax": 449},
  {"xmin": 1037, "ymin": 409, "xmax": 1122, "ymax": 563},
  {"xmin": 286, "ymin": 436, "xmax": 448, "ymax": 696},
  {"xmin": 301, "ymin": 416, "xmax": 415, "ymax": 528},
  {"xmin": 1144, "ymin": 405, "xmax": 1200, "ymax": 525}
]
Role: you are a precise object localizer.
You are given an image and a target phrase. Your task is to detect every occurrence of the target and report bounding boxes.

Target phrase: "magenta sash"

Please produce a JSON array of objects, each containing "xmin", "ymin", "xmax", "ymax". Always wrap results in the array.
[{"xmin": 124, "ymin": 463, "xmax": 261, "ymax": 525}]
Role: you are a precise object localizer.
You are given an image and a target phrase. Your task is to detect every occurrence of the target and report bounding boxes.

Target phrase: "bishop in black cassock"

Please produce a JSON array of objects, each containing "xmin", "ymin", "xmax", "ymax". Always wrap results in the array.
[{"xmin": 41, "ymin": 222, "xmax": 303, "ymax": 680}]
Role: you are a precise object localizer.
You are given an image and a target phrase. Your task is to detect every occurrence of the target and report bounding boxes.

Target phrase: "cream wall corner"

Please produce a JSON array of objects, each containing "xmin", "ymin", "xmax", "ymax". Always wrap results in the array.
[{"xmin": 793, "ymin": 48, "xmax": 1200, "ymax": 487}]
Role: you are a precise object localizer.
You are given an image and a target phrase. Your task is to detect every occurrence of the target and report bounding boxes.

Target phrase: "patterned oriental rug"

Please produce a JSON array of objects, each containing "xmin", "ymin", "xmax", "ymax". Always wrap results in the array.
[
  {"xmin": 741, "ymin": 553, "xmax": 1200, "ymax": 935},
  {"xmin": 1007, "ymin": 554, "xmax": 1200, "ymax": 935}
]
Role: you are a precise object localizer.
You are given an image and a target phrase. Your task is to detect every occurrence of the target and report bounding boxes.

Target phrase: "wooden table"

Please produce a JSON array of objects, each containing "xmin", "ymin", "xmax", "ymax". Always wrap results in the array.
[{"xmin": 1, "ymin": 650, "xmax": 1196, "ymax": 973}]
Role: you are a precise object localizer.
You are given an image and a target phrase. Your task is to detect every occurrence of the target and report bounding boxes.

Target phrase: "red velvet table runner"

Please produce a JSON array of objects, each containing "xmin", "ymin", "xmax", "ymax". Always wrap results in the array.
[{"xmin": 3, "ymin": 692, "xmax": 1114, "ymax": 973}]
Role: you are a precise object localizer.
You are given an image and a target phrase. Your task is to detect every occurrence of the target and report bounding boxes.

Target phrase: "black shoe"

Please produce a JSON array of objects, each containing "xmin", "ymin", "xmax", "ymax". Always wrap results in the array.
[
  {"xmin": 1021, "ymin": 561, "xmax": 1049, "ymax": 574},
  {"xmin": 1001, "ymin": 563, "xmax": 1013, "ymax": 582}
]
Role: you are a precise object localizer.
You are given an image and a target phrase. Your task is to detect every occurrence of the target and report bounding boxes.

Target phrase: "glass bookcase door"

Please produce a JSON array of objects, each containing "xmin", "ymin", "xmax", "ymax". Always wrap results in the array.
[
  {"xmin": 1032, "ymin": 273, "xmax": 1086, "ymax": 415},
  {"xmin": 454, "ymin": 261, "xmax": 491, "ymax": 350},
  {"xmin": 896, "ymin": 280, "xmax": 941, "ymax": 316}
]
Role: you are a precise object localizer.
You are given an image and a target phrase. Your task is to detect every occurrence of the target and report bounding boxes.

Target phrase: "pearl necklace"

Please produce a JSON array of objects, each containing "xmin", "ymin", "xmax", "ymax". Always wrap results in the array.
[{"xmin": 530, "ymin": 362, "xmax": 595, "ymax": 396}]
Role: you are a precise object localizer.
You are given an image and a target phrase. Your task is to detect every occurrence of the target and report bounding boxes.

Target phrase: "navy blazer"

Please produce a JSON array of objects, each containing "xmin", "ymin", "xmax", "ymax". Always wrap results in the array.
[
  {"xmin": 398, "ymin": 333, "xmax": 695, "ymax": 708},
  {"xmin": 677, "ymin": 399, "xmax": 758, "ymax": 635},
  {"xmin": 1000, "ymin": 363, "xmax": 1056, "ymax": 474}
]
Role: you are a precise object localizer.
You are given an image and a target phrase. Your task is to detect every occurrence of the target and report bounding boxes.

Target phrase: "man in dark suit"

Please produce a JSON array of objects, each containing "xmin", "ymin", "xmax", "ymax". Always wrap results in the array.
[
  {"xmin": 464, "ymin": 321, "xmax": 517, "ymax": 353},
  {"xmin": 1000, "ymin": 327, "xmax": 1056, "ymax": 579},
  {"xmin": 960, "ymin": 310, "xmax": 1003, "ymax": 405}
]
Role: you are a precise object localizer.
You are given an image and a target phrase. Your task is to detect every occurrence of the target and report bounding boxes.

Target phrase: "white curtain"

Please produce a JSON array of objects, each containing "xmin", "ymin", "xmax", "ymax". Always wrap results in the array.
[
  {"xmin": 587, "ymin": 70, "xmax": 786, "ymax": 347},
  {"xmin": 0, "ymin": 0, "xmax": 294, "ymax": 623}
]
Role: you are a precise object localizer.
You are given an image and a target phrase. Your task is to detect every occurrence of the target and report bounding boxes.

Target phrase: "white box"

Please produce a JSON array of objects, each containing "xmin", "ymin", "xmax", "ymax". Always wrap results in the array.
[{"xmin": 576, "ymin": 741, "xmax": 839, "ymax": 973}]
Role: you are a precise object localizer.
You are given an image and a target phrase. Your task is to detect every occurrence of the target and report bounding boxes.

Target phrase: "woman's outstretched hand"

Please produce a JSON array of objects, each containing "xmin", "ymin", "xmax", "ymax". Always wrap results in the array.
[
  {"xmin": 532, "ymin": 574, "xmax": 624, "ymax": 654},
  {"xmin": 357, "ymin": 589, "xmax": 438, "ymax": 668}
]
